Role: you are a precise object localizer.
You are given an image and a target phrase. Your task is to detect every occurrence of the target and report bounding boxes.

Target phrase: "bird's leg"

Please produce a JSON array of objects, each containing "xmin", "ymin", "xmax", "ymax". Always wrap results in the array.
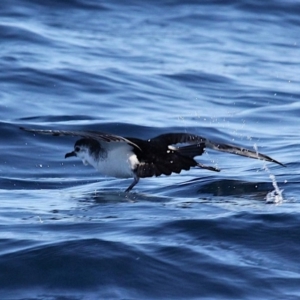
[{"xmin": 125, "ymin": 175, "xmax": 140, "ymax": 192}]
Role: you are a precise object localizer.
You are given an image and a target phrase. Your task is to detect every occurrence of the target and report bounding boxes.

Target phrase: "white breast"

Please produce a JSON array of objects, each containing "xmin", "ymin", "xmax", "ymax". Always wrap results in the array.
[{"xmin": 87, "ymin": 142, "xmax": 139, "ymax": 178}]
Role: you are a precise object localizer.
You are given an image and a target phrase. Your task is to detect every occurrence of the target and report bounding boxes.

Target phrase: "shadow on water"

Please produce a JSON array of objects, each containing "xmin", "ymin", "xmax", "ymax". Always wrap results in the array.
[
  {"xmin": 62, "ymin": 174, "xmax": 274, "ymax": 205},
  {"xmin": 71, "ymin": 188, "xmax": 172, "ymax": 205},
  {"xmin": 158, "ymin": 177, "xmax": 278, "ymax": 202},
  {"xmin": 198, "ymin": 179, "xmax": 274, "ymax": 197}
]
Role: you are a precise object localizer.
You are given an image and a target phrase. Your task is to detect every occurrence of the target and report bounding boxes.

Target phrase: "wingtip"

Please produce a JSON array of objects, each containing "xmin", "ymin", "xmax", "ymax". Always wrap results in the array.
[{"xmin": 273, "ymin": 160, "xmax": 286, "ymax": 167}]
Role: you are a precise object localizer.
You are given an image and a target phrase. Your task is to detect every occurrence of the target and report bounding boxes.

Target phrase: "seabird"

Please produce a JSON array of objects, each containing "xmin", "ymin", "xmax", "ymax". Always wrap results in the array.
[{"xmin": 20, "ymin": 127, "xmax": 284, "ymax": 192}]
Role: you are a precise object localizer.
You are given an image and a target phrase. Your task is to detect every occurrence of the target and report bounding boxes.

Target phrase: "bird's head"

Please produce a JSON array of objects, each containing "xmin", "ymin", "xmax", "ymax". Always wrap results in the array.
[{"xmin": 65, "ymin": 138, "xmax": 100, "ymax": 166}]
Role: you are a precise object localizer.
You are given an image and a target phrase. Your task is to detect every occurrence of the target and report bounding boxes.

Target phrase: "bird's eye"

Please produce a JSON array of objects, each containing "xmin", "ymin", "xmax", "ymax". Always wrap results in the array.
[{"xmin": 75, "ymin": 146, "xmax": 80, "ymax": 152}]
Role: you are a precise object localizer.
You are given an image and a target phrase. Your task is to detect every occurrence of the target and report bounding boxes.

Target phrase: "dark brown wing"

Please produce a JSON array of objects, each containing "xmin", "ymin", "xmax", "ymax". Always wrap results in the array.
[
  {"xmin": 206, "ymin": 141, "xmax": 285, "ymax": 166},
  {"xmin": 150, "ymin": 132, "xmax": 284, "ymax": 167},
  {"xmin": 127, "ymin": 136, "xmax": 206, "ymax": 178},
  {"xmin": 20, "ymin": 127, "xmax": 140, "ymax": 149},
  {"xmin": 135, "ymin": 156, "xmax": 198, "ymax": 178},
  {"xmin": 150, "ymin": 132, "xmax": 207, "ymax": 145},
  {"xmin": 131, "ymin": 131, "xmax": 284, "ymax": 178}
]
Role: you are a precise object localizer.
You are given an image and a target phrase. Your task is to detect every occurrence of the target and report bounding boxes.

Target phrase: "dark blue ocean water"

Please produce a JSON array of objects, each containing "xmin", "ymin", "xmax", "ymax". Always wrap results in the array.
[{"xmin": 1, "ymin": 0, "xmax": 300, "ymax": 299}]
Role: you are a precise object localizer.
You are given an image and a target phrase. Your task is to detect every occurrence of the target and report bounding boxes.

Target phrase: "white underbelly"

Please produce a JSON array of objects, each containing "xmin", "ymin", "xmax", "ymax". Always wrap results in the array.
[{"xmin": 93, "ymin": 143, "xmax": 139, "ymax": 178}]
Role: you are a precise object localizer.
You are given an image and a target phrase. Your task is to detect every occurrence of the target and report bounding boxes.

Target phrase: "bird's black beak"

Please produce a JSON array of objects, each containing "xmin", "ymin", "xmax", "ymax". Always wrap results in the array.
[{"xmin": 65, "ymin": 151, "xmax": 76, "ymax": 159}]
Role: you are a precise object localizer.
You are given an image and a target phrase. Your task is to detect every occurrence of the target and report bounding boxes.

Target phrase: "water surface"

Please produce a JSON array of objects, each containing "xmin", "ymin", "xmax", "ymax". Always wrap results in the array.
[{"xmin": 0, "ymin": 0, "xmax": 300, "ymax": 299}]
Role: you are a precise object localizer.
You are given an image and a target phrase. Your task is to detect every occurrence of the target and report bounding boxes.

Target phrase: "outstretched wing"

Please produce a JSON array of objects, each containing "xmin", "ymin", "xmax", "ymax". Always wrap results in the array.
[
  {"xmin": 150, "ymin": 133, "xmax": 284, "ymax": 167},
  {"xmin": 205, "ymin": 141, "xmax": 285, "ymax": 166},
  {"xmin": 20, "ymin": 127, "xmax": 140, "ymax": 149},
  {"xmin": 128, "ymin": 134, "xmax": 219, "ymax": 178}
]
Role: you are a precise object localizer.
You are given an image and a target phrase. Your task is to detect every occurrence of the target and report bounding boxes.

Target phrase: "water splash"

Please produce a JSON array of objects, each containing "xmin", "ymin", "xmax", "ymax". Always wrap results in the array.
[
  {"xmin": 266, "ymin": 174, "xmax": 284, "ymax": 204},
  {"xmin": 253, "ymin": 143, "xmax": 284, "ymax": 204}
]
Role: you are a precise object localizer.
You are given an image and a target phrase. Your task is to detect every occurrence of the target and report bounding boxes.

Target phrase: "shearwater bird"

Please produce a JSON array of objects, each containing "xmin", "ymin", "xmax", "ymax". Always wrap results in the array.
[{"xmin": 20, "ymin": 127, "xmax": 284, "ymax": 192}]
